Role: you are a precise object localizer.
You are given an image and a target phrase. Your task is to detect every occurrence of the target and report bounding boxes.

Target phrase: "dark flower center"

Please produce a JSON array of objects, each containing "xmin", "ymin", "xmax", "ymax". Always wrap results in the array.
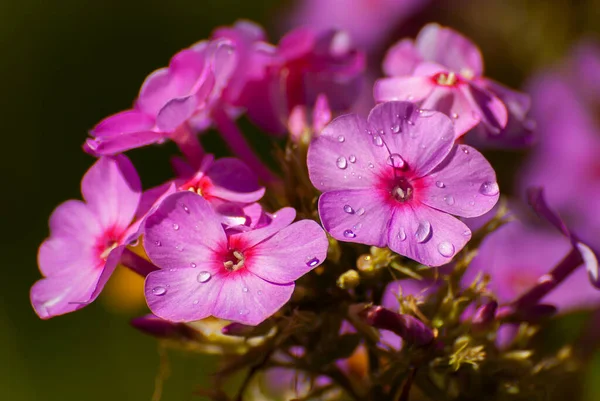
[{"xmin": 391, "ymin": 178, "xmax": 413, "ymax": 202}]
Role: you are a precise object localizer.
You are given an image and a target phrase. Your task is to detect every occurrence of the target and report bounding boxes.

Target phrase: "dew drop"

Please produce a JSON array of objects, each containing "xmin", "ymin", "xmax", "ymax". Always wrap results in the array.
[
  {"xmin": 391, "ymin": 124, "xmax": 400, "ymax": 133},
  {"xmin": 348, "ymin": 154, "xmax": 357, "ymax": 163},
  {"xmin": 197, "ymin": 271, "xmax": 212, "ymax": 283},
  {"xmin": 338, "ymin": 135, "xmax": 345, "ymax": 142},
  {"xmin": 190, "ymin": 262, "xmax": 197, "ymax": 268},
  {"xmin": 239, "ymin": 309, "xmax": 248, "ymax": 315},
  {"xmin": 462, "ymin": 147, "xmax": 470, "ymax": 154},
  {"xmin": 452, "ymin": 113, "xmax": 459, "ymax": 119},
  {"xmin": 152, "ymin": 286, "xmax": 167, "ymax": 296},
  {"xmin": 479, "ymin": 181, "xmax": 500, "ymax": 196},
  {"xmin": 418, "ymin": 109, "xmax": 436, "ymax": 117},
  {"xmin": 387, "ymin": 153, "xmax": 405, "ymax": 168},
  {"xmin": 372, "ymin": 135, "xmax": 384, "ymax": 147},
  {"xmin": 192, "ymin": 299, "xmax": 199, "ymax": 305},
  {"xmin": 415, "ymin": 221, "xmax": 432, "ymax": 243},
  {"xmin": 343, "ymin": 229, "xmax": 357, "ymax": 239},
  {"xmin": 356, "ymin": 207, "xmax": 365, "ymax": 216},
  {"xmin": 407, "ymin": 120, "xmax": 415, "ymax": 126},
  {"xmin": 469, "ymin": 201, "xmax": 475, "ymax": 206},
  {"xmin": 181, "ymin": 204, "xmax": 190, "ymax": 214},
  {"xmin": 257, "ymin": 290, "xmax": 263, "ymax": 295},
  {"xmin": 154, "ymin": 240, "xmax": 162, "ymax": 247},
  {"xmin": 435, "ymin": 181, "xmax": 445, "ymax": 188},
  {"xmin": 444, "ymin": 195, "xmax": 455, "ymax": 206},
  {"xmin": 172, "ymin": 223, "xmax": 180, "ymax": 231},
  {"xmin": 336, "ymin": 156, "xmax": 348, "ymax": 169},
  {"xmin": 471, "ymin": 111, "xmax": 480, "ymax": 120},
  {"xmin": 306, "ymin": 257, "xmax": 319, "ymax": 267},
  {"xmin": 343, "ymin": 204, "xmax": 354, "ymax": 214},
  {"xmin": 463, "ymin": 230, "xmax": 471, "ymax": 237},
  {"xmin": 242, "ymin": 287, "xmax": 248, "ymax": 293},
  {"xmin": 129, "ymin": 238, "xmax": 140, "ymax": 247},
  {"xmin": 398, "ymin": 228, "xmax": 407, "ymax": 241},
  {"xmin": 368, "ymin": 162, "xmax": 374, "ymax": 168},
  {"xmin": 353, "ymin": 223, "xmax": 362, "ymax": 230},
  {"xmin": 438, "ymin": 241, "xmax": 455, "ymax": 257}
]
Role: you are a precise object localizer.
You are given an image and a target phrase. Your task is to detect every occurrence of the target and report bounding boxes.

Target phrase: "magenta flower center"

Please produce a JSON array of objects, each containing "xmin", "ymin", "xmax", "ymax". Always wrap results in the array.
[
  {"xmin": 391, "ymin": 178, "xmax": 414, "ymax": 202},
  {"xmin": 223, "ymin": 249, "xmax": 246, "ymax": 272}
]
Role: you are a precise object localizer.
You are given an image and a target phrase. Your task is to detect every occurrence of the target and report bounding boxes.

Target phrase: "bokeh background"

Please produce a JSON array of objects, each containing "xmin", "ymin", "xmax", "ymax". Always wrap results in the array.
[{"xmin": 2, "ymin": 0, "xmax": 599, "ymax": 400}]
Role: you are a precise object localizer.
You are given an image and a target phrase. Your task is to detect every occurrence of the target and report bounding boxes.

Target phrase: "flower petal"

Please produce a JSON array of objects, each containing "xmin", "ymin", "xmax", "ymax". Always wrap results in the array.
[
  {"xmin": 212, "ymin": 270, "xmax": 295, "ymax": 325},
  {"xmin": 366, "ymin": 102, "xmax": 455, "ymax": 177},
  {"xmin": 231, "ymin": 207, "xmax": 296, "ymax": 249},
  {"xmin": 144, "ymin": 192, "xmax": 227, "ymax": 270},
  {"xmin": 418, "ymin": 145, "xmax": 499, "ymax": 218},
  {"xmin": 307, "ymin": 114, "xmax": 391, "ymax": 192},
  {"xmin": 419, "ymin": 86, "xmax": 481, "ymax": 137},
  {"xmin": 84, "ymin": 131, "xmax": 166, "ymax": 156},
  {"xmin": 382, "ymin": 39, "xmax": 423, "ymax": 76},
  {"xmin": 318, "ymin": 189, "xmax": 392, "ymax": 248},
  {"xmin": 90, "ymin": 110, "xmax": 155, "ymax": 138},
  {"xmin": 387, "ymin": 204, "xmax": 472, "ymax": 267},
  {"xmin": 415, "ymin": 23, "xmax": 483, "ymax": 76},
  {"xmin": 144, "ymin": 266, "xmax": 225, "ymax": 322},
  {"xmin": 207, "ymin": 157, "xmax": 265, "ymax": 203},
  {"xmin": 373, "ymin": 76, "xmax": 434, "ymax": 103},
  {"xmin": 81, "ymin": 155, "xmax": 141, "ymax": 231},
  {"xmin": 246, "ymin": 219, "xmax": 328, "ymax": 284},
  {"xmin": 463, "ymin": 83, "xmax": 508, "ymax": 133}
]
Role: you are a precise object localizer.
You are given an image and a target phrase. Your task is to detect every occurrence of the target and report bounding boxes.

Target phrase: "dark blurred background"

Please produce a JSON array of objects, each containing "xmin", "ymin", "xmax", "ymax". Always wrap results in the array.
[{"xmin": 1, "ymin": 0, "xmax": 599, "ymax": 400}]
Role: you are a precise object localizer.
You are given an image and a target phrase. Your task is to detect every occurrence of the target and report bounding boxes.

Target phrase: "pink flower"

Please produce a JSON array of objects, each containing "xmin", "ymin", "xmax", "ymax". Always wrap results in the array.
[
  {"xmin": 307, "ymin": 101, "xmax": 499, "ymax": 267},
  {"xmin": 375, "ymin": 23, "xmax": 531, "ymax": 144},
  {"xmin": 142, "ymin": 192, "xmax": 328, "ymax": 324},
  {"xmin": 31, "ymin": 156, "xmax": 142, "ymax": 318},
  {"xmin": 85, "ymin": 38, "xmax": 237, "ymax": 158}
]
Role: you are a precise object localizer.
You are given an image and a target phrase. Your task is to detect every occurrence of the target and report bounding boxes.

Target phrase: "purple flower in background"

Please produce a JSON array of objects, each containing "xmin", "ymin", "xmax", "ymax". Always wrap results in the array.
[
  {"xmin": 462, "ymin": 221, "xmax": 600, "ymax": 312},
  {"xmin": 241, "ymin": 27, "xmax": 366, "ymax": 134},
  {"xmin": 308, "ymin": 101, "xmax": 499, "ymax": 266},
  {"xmin": 285, "ymin": 0, "xmax": 429, "ymax": 51},
  {"xmin": 85, "ymin": 38, "xmax": 237, "ymax": 162},
  {"xmin": 143, "ymin": 192, "xmax": 328, "ymax": 324},
  {"xmin": 375, "ymin": 23, "xmax": 531, "ymax": 143},
  {"xmin": 31, "ymin": 156, "xmax": 142, "ymax": 318}
]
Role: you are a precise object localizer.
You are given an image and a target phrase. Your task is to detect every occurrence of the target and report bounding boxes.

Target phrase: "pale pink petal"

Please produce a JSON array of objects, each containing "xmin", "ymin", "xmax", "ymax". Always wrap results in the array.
[
  {"xmin": 212, "ymin": 270, "xmax": 295, "ymax": 325},
  {"xmin": 387, "ymin": 204, "xmax": 472, "ymax": 267},
  {"xmin": 231, "ymin": 207, "xmax": 296, "ymax": 249},
  {"xmin": 144, "ymin": 192, "xmax": 227, "ymax": 270},
  {"xmin": 47, "ymin": 199, "xmax": 102, "ymax": 241},
  {"xmin": 373, "ymin": 76, "xmax": 434, "ymax": 103},
  {"xmin": 84, "ymin": 131, "xmax": 166, "ymax": 156},
  {"xmin": 366, "ymin": 102, "xmax": 455, "ymax": 177},
  {"xmin": 307, "ymin": 114, "xmax": 390, "ymax": 192},
  {"xmin": 38, "ymin": 235, "xmax": 96, "ymax": 277},
  {"xmin": 383, "ymin": 39, "xmax": 423, "ymax": 76},
  {"xmin": 318, "ymin": 189, "xmax": 393, "ymax": 248},
  {"xmin": 144, "ymin": 266, "xmax": 225, "ymax": 322},
  {"xmin": 418, "ymin": 145, "xmax": 499, "ymax": 218},
  {"xmin": 90, "ymin": 110, "xmax": 155, "ymax": 138},
  {"xmin": 155, "ymin": 96, "xmax": 199, "ymax": 132},
  {"xmin": 419, "ymin": 86, "xmax": 481, "ymax": 137},
  {"xmin": 246, "ymin": 220, "xmax": 328, "ymax": 284},
  {"xmin": 81, "ymin": 155, "xmax": 141, "ymax": 231}
]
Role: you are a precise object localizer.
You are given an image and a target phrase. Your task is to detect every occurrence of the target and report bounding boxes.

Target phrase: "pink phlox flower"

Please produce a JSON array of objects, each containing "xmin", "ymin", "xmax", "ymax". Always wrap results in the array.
[
  {"xmin": 142, "ymin": 192, "xmax": 328, "ymax": 325},
  {"xmin": 84, "ymin": 38, "xmax": 237, "ymax": 156},
  {"xmin": 288, "ymin": 93, "xmax": 332, "ymax": 142},
  {"xmin": 307, "ymin": 101, "xmax": 499, "ymax": 267},
  {"xmin": 31, "ymin": 155, "xmax": 142, "ymax": 318},
  {"xmin": 240, "ymin": 27, "xmax": 365, "ymax": 134},
  {"xmin": 375, "ymin": 23, "xmax": 530, "ymax": 143}
]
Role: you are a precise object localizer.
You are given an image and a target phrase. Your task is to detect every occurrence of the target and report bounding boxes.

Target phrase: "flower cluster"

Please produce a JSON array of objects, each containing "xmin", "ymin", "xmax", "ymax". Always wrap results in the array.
[{"xmin": 32, "ymin": 17, "xmax": 600, "ymax": 401}]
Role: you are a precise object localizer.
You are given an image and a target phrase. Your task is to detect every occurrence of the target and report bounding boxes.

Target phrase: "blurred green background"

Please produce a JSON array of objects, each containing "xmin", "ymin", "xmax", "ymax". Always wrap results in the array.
[{"xmin": 1, "ymin": 0, "xmax": 599, "ymax": 400}]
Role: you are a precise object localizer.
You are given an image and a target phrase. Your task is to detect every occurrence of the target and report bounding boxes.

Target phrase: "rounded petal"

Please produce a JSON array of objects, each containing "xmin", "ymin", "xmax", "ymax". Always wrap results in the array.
[
  {"xmin": 373, "ymin": 76, "xmax": 433, "ymax": 103},
  {"xmin": 91, "ymin": 110, "xmax": 155, "ymax": 138},
  {"xmin": 307, "ymin": 114, "xmax": 390, "ymax": 192},
  {"xmin": 245, "ymin": 219, "xmax": 328, "ymax": 284},
  {"xmin": 418, "ymin": 145, "xmax": 499, "ymax": 218},
  {"xmin": 81, "ymin": 155, "xmax": 141, "ymax": 231},
  {"xmin": 231, "ymin": 207, "xmax": 296, "ymax": 249},
  {"xmin": 212, "ymin": 270, "xmax": 295, "ymax": 325},
  {"xmin": 387, "ymin": 204, "xmax": 472, "ymax": 267},
  {"xmin": 318, "ymin": 189, "xmax": 392, "ymax": 248},
  {"xmin": 38, "ymin": 235, "xmax": 96, "ymax": 277},
  {"xmin": 383, "ymin": 38, "xmax": 423, "ymax": 76},
  {"xmin": 155, "ymin": 95, "xmax": 199, "ymax": 132},
  {"xmin": 144, "ymin": 266, "xmax": 224, "ymax": 322},
  {"xmin": 207, "ymin": 157, "xmax": 265, "ymax": 203},
  {"xmin": 415, "ymin": 23, "xmax": 483, "ymax": 76},
  {"xmin": 143, "ymin": 192, "xmax": 227, "ymax": 270},
  {"xmin": 463, "ymin": 83, "xmax": 508, "ymax": 133},
  {"xmin": 366, "ymin": 102, "xmax": 455, "ymax": 177},
  {"xmin": 47, "ymin": 199, "xmax": 102, "ymax": 241},
  {"xmin": 419, "ymin": 86, "xmax": 481, "ymax": 137},
  {"xmin": 84, "ymin": 131, "xmax": 166, "ymax": 156}
]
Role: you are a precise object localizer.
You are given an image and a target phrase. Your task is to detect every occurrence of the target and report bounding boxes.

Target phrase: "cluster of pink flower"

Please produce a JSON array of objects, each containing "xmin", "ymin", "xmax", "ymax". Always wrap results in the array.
[{"xmin": 31, "ymin": 18, "xmax": 600, "ymax": 399}]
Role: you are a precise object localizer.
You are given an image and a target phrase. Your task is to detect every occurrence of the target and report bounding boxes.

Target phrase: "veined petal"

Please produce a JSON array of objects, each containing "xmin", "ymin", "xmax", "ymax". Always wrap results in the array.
[{"xmin": 207, "ymin": 157, "xmax": 265, "ymax": 203}]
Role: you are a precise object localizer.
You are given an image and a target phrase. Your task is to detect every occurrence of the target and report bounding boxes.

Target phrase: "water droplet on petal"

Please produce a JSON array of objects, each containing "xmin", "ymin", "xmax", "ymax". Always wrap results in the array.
[
  {"xmin": 152, "ymin": 286, "xmax": 167, "ymax": 296},
  {"xmin": 368, "ymin": 162, "xmax": 374, "ymax": 168},
  {"xmin": 444, "ymin": 195, "xmax": 455, "ymax": 206},
  {"xmin": 479, "ymin": 181, "xmax": 500, "ymax": 196},
  {"xmin": 257, "ymin": 290, "xmax": 263, "ymax": 295},
  {"xmin": 242, "ymin": 287, "xmax": 248, "ymax": 293},
  {"xmin": 415, "ymin": 221, "xmax": 432, "ymax": 243},
  {"xmin": 336, "ymin": 156, "xmax": 348, "ymax": 169},
  {"xmin": 154, "ymin": 240, "xmax": 162, "ymax": 247},
  {"xmin": 435, "ymin": 181, "xmax": 445, "ymax": 188},
  {"xmin": 391, "ymin": 124, "xmax": 400, "ymax": 133},
  {"xmin": 469, "ymin": 201, "xmax": 475, "ymax": 206},
  {"xmin": 306, "ymin": 257, "xmax": 319, "ymax": 267},
  {"xmin": 197, "ymin": 271, "xmax": 212, "ymax": 283},
  {"xmin": 338, "ymin": 135, "xmax": 345, "ymax": 142},
  {"xmin": 398, "ymin": 228, "xmax": 407, "ymax": 241},
  {"xmin": 356, "ymin": 207, "xmax": 365, "ymax": 216},
  {"xmin": 348, "ymin": 154, "xmax": 356, "ymax": 163},
  {"xmin": 463, "ymin": 230, "xmax": 471, "ymax": 237},
  {"xmin": 438, "ymin": 242, "xmax": 455, "ymax": 257},
  {"xmin": 462, "ymin": 147, "xmax": 470, "ymax": 154},
  {"xmin": 181, "ymin": 204, "xmax": 190, "ymax": 214},
  {"xmin": 372, "ymin": 135, "xmax": 384, "ymax": 147},
  {"xmin": 418, "ymin": 109, "xmax": 436, "ymax": 117},
  {"xmin": 343, "ymin": 204, "xmax": 354, "ymax": 214},
  {"xmin": 192, "ymin": 299, "xmax": 199, "ymax": 305},
  {"xmin": 452, "ymin": 113, "xmax": 459, "ymax": 119},
  {"xmin": 353, "ymin": 223, "xmax": 362, "ymax": 230},
  {"xmin": 387, "ymin": 153, "xmax": 405, "ymax": 168},
  {"xmin": 343, "ymin": 229, "xmax": 357, "ymax": 239},
  {"xmin": 190, "ymin": 262, "xmax": 197, "ymax": 268},
  {"xmin": 172, "ymin": 223, "xmax": 180, "ymax": 231}
]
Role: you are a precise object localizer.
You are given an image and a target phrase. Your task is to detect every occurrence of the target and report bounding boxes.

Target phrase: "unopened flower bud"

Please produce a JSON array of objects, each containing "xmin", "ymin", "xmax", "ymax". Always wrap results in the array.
[
  {"xmin": 131, "ymin": 314, "xmax": 197, "ymax": 341},
  {"xmin": 472, "ymin": 300, "xmax": 498, "ymax": 330},
  {"xmin": 364, "ymin": 306, "xmax": 434, "ymax": 346},
  {"xmin": 356, "ymin": 254, "xmax": 374, "ymax": 273},
  {"xmin": 337, "ymin": 269, "xmax": 360, "ymax": 289}
]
